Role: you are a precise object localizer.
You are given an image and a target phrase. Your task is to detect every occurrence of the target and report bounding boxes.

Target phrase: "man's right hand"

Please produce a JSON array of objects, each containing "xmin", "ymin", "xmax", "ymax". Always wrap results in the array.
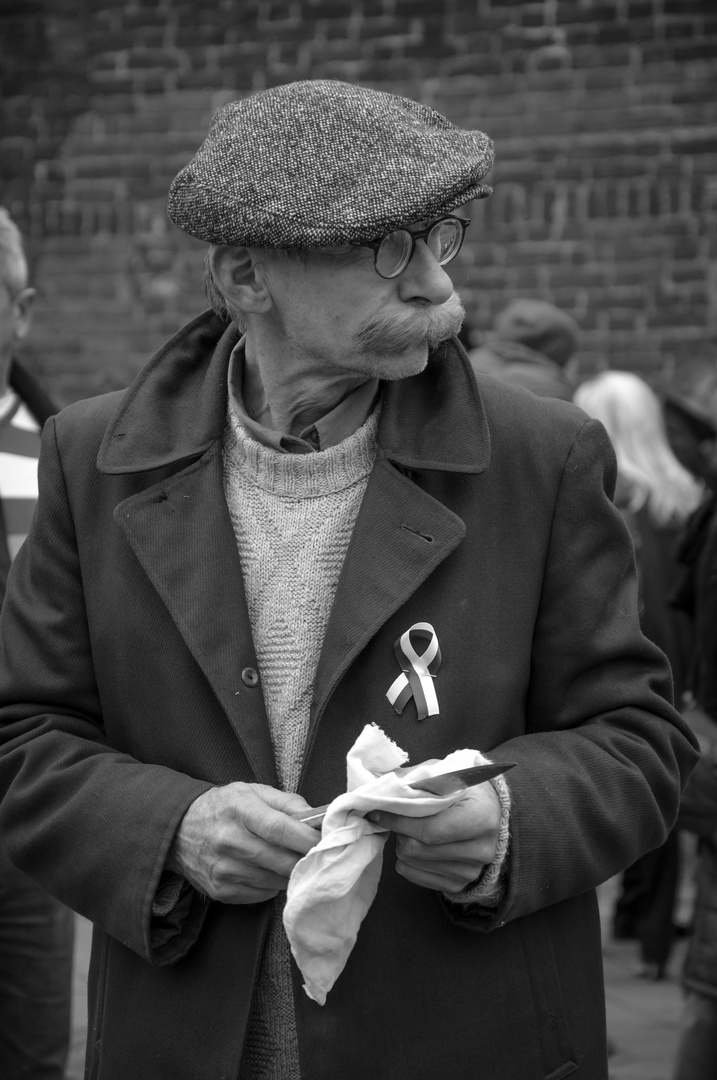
[{"xmin": 167, "ymin": 783, "xmax": 319, "ymax": 904}]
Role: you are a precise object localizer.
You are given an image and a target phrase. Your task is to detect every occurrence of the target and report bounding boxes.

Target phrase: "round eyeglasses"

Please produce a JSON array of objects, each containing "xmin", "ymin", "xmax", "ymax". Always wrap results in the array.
[{"xmin": 366, "ymin": 215, "xmax": 470, "ymax": 279}]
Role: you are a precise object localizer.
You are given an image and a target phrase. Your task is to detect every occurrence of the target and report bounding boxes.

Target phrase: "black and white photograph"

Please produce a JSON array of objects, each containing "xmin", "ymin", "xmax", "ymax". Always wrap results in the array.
[{"xmin": 0, "ymin": 2, "xmax": 715, "ymax": 1078}]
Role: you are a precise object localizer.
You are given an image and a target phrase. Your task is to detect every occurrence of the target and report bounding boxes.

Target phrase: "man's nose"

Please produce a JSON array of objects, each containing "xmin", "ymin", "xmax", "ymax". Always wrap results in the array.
[{"xmin": 396, "ymin": 239, "xmax": 455, "ymax": 306}]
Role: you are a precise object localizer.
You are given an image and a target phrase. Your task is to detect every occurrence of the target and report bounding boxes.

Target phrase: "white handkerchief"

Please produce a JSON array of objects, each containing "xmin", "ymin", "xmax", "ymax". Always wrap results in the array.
[{"xmin": 283, "ymin": 723, "xmax": 490, "ymax": 1004}]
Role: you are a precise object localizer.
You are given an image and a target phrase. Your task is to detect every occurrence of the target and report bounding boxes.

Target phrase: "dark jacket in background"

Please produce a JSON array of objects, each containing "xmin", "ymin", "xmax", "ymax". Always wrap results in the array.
[
  {"xmin": 664, "ymin": 393, "xmax": 717, "ymax": 492},
  {"xmin": 630, "ymin": 508, "xmax": 693, "ymax": 706},
  {"xmin": 8, "ymin": 359, "xmax": 56, "ymax": 430},
  {"xmin": 468, "ymin": 298, "xmax": 579, "ymax": 403},
  {"xmin": 674, "ymin": 494, "xmax": 717, "ymax": 721},
  {"xmin": 613, "ymin": 500, "xmax": 695, "ymax": 968},
  {"xmin": 672, "ymin": 470, "xmax": 717, "ymax": 1000},
  {"xmin": 679, "ymin": 744, "xmax": 717, "ymax": 999},
  {"xmin": 468, "ymin": 339, "xmax": 575, "ymax": 401}
]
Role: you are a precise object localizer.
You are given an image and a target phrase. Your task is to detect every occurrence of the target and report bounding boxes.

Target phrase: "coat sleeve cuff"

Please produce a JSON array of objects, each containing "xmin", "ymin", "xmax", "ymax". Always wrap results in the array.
[
  {"xmin": 152, "ymin": 872, "xmax": 189, "ymax": 918},
  {"xmin": 149, "ymin": 873, "xmax": 211, "ymax": 965},
  {"xmin": 150, "ymin": 887, "xmax": 211, "ymax": 965}
]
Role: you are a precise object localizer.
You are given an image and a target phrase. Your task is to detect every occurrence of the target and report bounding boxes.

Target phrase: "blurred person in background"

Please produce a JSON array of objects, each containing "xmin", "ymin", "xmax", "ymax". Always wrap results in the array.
[
  {"xmin": 575, "ymin": 370, "xmax": 704, "ymax": 980},
  {"xmin": 670, "ymin": 442, "xmax": 717, "ymax": 1078},
  {"xmin": 663, "ymin": 391, "xmax": 717, "ymax": 494},
  {"xmin": 668, "ymin": 361, "xmax": 717, "ymax": 1078},
  {"xmin": 0, "ymin": 209, "xmax": 55, "ymax": 591},
  {"xmin": 672, "ymin": 732, "xmax": 717, "ymax": 1080},
  {"xmin": 0, "ymin": 207, "xmax": 73, "ymax": 1079},
  {"xmin": 468, "ymin": 297, "xmax": 579, "ymax": 401}
]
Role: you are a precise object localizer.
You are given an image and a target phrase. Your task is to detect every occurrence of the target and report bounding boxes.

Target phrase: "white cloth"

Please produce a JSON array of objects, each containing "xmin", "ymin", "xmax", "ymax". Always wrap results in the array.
[{"xmin": 283, "ymin": 723, "xmax": 494, "ymax": 1005}]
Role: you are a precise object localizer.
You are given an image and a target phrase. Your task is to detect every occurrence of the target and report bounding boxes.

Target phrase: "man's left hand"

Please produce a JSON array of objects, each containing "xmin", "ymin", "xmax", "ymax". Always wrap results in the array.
[{"xmin": 368, "ymin": 783, "xmax": 502, "ymax": 894}]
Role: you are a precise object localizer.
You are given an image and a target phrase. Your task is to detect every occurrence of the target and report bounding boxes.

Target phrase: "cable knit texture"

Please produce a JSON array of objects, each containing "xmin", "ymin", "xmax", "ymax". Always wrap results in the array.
[{"xmin": 223, "ymin": 403, "xmax": 379, "ymax": 1080}]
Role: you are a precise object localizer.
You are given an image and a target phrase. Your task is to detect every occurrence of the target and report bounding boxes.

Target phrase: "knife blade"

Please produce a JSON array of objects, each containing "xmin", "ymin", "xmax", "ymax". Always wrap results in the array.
[
  {"xmin": 409, "ymin": 760, "xmax": 516, "ymax": 795},
  {"xmin": 298, "ymin": 761, "xmax": 516, "ymax": 829}
]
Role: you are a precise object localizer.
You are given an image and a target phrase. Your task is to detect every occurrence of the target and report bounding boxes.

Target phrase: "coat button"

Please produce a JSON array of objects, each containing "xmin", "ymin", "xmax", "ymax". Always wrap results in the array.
[{"xmin": 241, "ymin": 667, "xmax": 259, "ymax": 688}]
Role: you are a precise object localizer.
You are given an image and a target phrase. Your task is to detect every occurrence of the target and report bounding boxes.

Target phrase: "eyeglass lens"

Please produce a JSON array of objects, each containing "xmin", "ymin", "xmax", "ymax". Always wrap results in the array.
[{"xmin": 375, "ymin": 218, "xmax": 465, "ymax": 278}]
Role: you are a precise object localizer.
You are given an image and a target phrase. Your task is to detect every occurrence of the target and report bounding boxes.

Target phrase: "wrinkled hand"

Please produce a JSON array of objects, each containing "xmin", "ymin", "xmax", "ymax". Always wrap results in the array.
[
  {"xmin": 368, "ymin": 783, "xmax": 501, "ymax": 895},
  {"xmin": 168, "ymin": 783, "xmax": 319, "ymax": 904}
]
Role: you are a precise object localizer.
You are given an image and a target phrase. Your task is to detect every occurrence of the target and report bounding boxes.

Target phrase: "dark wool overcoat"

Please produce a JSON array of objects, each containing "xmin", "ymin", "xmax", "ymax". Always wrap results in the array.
[{"xmin": 0, "ymin": 313, "xmax": 698, "ymax": 1080}]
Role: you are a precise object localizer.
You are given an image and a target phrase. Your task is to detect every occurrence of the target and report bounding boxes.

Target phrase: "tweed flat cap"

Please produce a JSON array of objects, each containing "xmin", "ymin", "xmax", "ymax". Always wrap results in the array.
[{"xmin": 167, "ymin": 79, "xmax": 494, "ymax": 248}]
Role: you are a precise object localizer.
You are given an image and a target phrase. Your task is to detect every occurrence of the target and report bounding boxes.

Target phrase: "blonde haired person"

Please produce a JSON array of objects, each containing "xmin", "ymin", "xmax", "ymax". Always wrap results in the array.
[
  {"xmin": 575, "ymin": 370, "xmax": 703, "ymax": 528},
  {"xmin": 576, "ymin": 369, "xmax": 704, "ymax": 980}
]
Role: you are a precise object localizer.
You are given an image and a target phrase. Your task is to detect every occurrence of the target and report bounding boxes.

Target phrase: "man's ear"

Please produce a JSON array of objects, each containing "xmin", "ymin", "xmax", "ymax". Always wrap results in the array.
[
  {"xmin": 208, "ymin": 245, "xmax": 273, "ymax": 316},
  {"xmin": 12, "ymin": 287, "xmax": 36, "ymax": 342}
]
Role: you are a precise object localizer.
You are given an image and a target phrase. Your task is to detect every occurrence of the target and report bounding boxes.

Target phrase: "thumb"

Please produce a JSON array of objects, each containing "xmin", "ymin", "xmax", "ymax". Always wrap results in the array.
[{"xmin": 252, "ymin": 784, "xmax": 314, "ymax": 816}]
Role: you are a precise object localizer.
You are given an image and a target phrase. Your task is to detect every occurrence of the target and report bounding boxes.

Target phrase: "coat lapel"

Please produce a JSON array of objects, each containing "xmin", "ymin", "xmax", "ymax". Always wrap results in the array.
[
  {"xmin": 114, "ymin": 443, "xmax": 279, "ymax": 786},
  {"xmin": 308, "ymin": 338, "xmax": 489, "ymax": 747},
  {"xmin": 309, "ymin": 454, "xmax": 466, "ymax": 737}
]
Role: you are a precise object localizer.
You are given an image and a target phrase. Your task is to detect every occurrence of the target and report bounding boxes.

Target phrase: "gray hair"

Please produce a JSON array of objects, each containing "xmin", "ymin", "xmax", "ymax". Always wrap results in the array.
[
  {"xmin": 202, "ymin": 246, "xmax": 309, "ymax": 331},
  {"xmin": 0, "ymin": 208, "xmax": 28, "ymax": 295},
  {"xmin": 202, "ymin": 250, "xmax": 235, "ymax": 324}
]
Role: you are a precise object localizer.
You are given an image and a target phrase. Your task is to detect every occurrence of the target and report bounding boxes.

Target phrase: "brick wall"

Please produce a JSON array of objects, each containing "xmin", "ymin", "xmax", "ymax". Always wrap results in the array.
[{"xmin": 1, "ymin": 0, "xmax": 716, "ymax": 406}]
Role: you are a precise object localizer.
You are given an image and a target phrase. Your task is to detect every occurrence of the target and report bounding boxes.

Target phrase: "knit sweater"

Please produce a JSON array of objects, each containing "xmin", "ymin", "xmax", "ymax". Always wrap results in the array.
[{"xmin": 223, "ymin": 403, "xmax": 380, "ymax": 1080}]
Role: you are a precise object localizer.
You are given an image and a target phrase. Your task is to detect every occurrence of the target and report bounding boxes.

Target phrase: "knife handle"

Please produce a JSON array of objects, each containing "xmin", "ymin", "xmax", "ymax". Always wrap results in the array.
[
  {"xmin": 295, "ymin": 761, "xmax": 441, "ymax": 829},
  {"xmin": 297, "ymin": 805, "xmax": 330, "ymax": 829}
]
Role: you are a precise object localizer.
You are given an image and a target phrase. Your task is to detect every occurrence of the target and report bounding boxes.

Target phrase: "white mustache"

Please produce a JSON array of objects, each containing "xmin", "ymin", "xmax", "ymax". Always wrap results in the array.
[{"xmin": 354, "ymin": 293, "xmax": 466, "ymax": 353}]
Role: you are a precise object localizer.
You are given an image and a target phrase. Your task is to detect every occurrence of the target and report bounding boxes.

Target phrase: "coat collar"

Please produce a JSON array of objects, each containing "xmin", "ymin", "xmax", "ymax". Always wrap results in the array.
[{"xmin": 97, "ymin": 310, "xmax": 491, "ymax": 476}]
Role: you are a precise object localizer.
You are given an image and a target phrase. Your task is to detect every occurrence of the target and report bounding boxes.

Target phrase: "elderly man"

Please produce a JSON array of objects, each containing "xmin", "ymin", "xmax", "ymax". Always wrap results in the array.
[
  {"xmin": 0, "ymin": 207, "xmax": 73, "ymax": 1080},
  {"xmin": 0, "ymin": 81, "xmax": 698, "ymax": 1080}
]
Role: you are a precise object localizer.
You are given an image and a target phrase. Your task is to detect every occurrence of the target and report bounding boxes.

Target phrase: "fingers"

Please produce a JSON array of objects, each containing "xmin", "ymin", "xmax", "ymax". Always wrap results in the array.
[
  {"xmin": 239, "ymin": 795, "xmax": 318, "ymax": 857},
  {"xmin": 203, "ymin": 855, "xmax": 289, "ymax": 905},
  {"xmin": 190, "ymin": 782, "xmax": 317, "ymax": 856},
  {"xmin": 395, "ymin": 859, "xmax": 482, "ymax": 895},
  {"xmin": 212, "ymin": 815, "xmax": 308, "ymax": 878},
  {"xmin": 252, "ymin": 784, "xmax": 314, "ymax": 818},
  {"xmin": 394, "ymin": 833, "xmax": 496, "ymax": 893},
  {"xmin": 182, "ymin": 856, "xmax": 288, "ymax": 904},
  {"xmin": 237, "ymin": 783, "xmax": 318, "ymax": 854},
  {"xmin": 395, "ymin": 834, "xmax": 498, "ymax": 867},
  {"xmin": 370, "ymin": 787, "xmax": 502, "ymax": 895},
  {"xmin": 169, "ymin": 782, "xmax": 320, "ymax": 904},
  {"xmin": 368, "ymin": 808, "xmax": 457, "ymax": 842},
  {"xmin": 370, "ymin": 785, "xmax": 501, "ymax": 845}
]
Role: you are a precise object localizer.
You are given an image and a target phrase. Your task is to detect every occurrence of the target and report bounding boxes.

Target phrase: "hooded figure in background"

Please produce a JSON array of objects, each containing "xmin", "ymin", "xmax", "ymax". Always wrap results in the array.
[{"xmin": 468, "ymin": 297, "xmax": 579, "ymax": 401}]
